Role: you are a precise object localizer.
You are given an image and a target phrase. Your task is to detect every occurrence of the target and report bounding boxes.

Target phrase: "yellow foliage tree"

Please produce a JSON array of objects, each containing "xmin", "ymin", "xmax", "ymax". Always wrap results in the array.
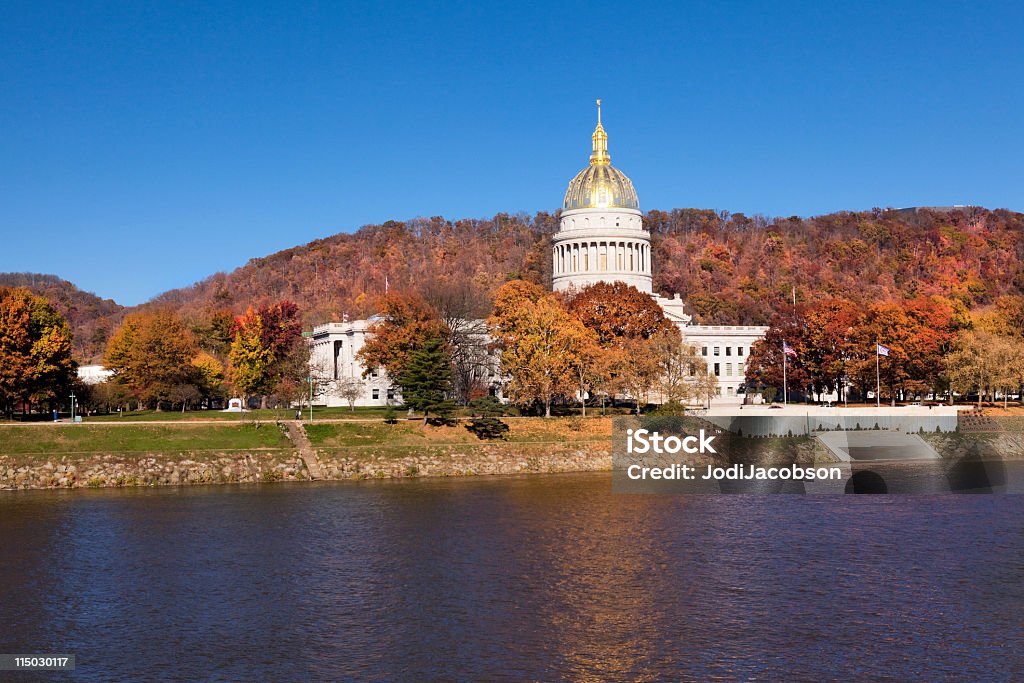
[{"xmin": 489, "ymin": 280, "xmax": 595, "ymax": 417}]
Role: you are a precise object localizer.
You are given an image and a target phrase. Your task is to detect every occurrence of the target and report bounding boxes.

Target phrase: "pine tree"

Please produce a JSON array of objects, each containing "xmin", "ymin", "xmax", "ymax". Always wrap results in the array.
[{"xmin": 396, "ymin": 335, "xmax": 452, "ymax": 424}]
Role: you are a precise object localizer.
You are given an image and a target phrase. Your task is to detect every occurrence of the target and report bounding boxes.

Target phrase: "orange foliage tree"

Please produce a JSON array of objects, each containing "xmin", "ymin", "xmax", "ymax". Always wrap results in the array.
[
  {"xmin": 489, "ymin": 280, "xmax": 597, "ymax": 417},
  {"xmin": 564, "ymin": 281, "xmax": 677, "ymax": 345},
  {"xmin": 104, "ymin": 308, "xmax": 200, "ymax": 410},
  {"xmin": 356, "ymin": 292, "xmax": 448, "ymax": 387},
  {"xmin": 0, "ymin": 287, "xmax": 76, "ymax": 417}
]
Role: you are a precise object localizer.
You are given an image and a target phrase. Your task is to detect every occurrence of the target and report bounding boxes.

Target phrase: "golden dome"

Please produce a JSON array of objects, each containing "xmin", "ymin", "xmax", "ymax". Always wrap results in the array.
[{"xmin": 563, "ymin": 101, "xmax": 639, "ymax": 210}]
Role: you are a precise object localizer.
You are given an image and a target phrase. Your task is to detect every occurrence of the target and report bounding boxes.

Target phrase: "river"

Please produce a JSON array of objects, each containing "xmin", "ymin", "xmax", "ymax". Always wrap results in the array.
[{"xmin": 2, "ymin": 473, "xmax": 1022, "ymax": 681}]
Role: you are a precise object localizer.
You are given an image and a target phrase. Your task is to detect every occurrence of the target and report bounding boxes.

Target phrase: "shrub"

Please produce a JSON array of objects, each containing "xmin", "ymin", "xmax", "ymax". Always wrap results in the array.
[
  {"xmin": 652, "ymin": 401, "xmax": 688, "ymax": 416},
  {"xmin": 467, "ymin": 396, "xmax": 509, "ymax": 417},
  {"xmin": 466, "ymin": 417, "xmax": 511, "ymax": 440}
]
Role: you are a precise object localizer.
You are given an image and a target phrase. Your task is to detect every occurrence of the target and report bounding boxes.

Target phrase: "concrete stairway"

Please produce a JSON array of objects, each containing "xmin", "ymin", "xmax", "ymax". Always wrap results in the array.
[{"xmin": 283, "ymin": 421, "xmax": 323, "ymax": 480}]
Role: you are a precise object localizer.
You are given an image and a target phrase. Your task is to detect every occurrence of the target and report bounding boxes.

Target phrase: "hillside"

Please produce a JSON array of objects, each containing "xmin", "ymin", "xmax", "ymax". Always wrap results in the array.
[
  {"xmin": 150, "ymin": 205, "xmax": 1024, "ymax": 327},
  {"xmin": 0, "ymin": 273, "xmax": 124, "ymax": 361},
  {"xmin": 9, "ymin": 205, "xmax": 1024, "ymax": 361}
]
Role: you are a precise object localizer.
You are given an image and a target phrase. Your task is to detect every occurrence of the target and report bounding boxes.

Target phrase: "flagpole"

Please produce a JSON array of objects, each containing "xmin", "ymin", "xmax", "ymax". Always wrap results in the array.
[
  {"xmin": 783, "ymin": 342, "xmax": 788, "ymax": 405},
  {"xmin": 875, "ymin": 342, "xmax": 881, "ymax": 408}
]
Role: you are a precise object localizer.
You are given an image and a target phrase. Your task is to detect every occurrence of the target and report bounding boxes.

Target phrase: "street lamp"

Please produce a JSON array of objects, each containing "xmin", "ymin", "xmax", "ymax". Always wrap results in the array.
[
  {"xmin": 307, "ymin": 376, "xmax": 313, "ymax": 422},
  {"xmin": 69, "ymin": 391, "xmax": 76, "ymax": 423}
]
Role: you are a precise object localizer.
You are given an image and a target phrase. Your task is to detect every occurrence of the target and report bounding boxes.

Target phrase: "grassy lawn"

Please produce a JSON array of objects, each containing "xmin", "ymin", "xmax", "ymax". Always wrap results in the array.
[
  {"xmin": 83, "ymin": 406, "xmax": 369, "ymax": 422},
  {"xmin": 306, "ymin": 416, "xmax": 613, "ymax": 448},
  {"xmin": 0, "ymin": 424, "xmax": 292, "ymax": 455},
  {"xmin": 992, "ymin": 416, "xmax": 1024, "ymax": 431}
]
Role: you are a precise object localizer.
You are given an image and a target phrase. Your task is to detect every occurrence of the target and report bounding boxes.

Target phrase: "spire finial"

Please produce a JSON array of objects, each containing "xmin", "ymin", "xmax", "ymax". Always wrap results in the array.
[{"xmin": 589, "ymin": 99, "xmax": 609, "ymax": 166}]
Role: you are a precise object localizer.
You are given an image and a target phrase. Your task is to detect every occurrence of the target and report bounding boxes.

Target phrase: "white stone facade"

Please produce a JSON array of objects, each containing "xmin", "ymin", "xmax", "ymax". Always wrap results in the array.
[
  {"xmin": 309, "ymin": 319, "xmax": 398, "ymax": 407},
  {"xmin": 77, "ymin": 364, "xmax": 114, "ymax": 385},
  {"xmin": 682, "ymin": 325, "xmax": 768, "ymax": 404},
  {"xmin": 309, "ymin": 318, "xmax": 503, "ymax": 408},
  {"xmin": 308, "ymin": 106, "xmax": 767, "ymax": 407},
  {"xmin": 552, "ymin": 207, "xmax": 653, "ymax": 294}
]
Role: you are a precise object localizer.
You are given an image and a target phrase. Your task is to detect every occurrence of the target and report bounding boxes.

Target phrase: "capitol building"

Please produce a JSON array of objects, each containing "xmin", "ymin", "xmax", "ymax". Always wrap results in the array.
[{"xmin": 311, "ymin": 104, "xmax": 767, "ymax": 406}]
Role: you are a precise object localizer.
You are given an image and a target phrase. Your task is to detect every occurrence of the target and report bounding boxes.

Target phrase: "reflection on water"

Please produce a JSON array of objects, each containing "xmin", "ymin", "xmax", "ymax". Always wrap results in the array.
[{"xmin": 1, "ymin": 475, "xmax": 1023, "ymax": 681}]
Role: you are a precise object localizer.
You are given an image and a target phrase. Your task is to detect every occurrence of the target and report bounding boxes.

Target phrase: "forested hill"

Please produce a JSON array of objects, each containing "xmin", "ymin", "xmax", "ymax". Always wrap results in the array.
[
  {"xmin": 9, "ymin": 206, "xmax": 1024, "ymax": 361},
  {"xmin": 0, "ymin": 272, "xmax": 124, "ymax": 361},
  {"xmin": 150, "ymin": 206, "xmax": 1024, "ymax": 327}
]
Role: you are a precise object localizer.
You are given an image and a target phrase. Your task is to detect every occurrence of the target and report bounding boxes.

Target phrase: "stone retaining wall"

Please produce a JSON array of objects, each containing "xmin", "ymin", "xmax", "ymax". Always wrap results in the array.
[
  {"xmin": 316, "ymin": 443, "xmax": 612, "ymax": 480},
  {"xmin": 0, "ymin": 451, "xmax": 307, "ymax": 489},
  {"xmin": 0, "ymin": 443, "xmax": 613, "ymax": 490}
]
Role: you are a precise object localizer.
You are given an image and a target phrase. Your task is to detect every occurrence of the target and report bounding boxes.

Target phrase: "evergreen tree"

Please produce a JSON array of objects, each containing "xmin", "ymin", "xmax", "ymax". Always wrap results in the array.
[{"xmin": 395, "ymin": 335, "xmax": 453, "ymax": 424}]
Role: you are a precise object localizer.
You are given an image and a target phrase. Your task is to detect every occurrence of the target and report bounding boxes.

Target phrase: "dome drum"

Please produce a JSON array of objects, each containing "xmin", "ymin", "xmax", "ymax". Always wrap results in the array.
[{"xmin": 554, "ymin": 102, "xmax": 652, "ymax": 295}]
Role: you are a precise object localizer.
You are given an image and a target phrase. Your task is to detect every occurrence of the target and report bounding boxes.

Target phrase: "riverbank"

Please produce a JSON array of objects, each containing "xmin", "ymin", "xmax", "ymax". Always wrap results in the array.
[
  {"xmin": 0, "ymin": 418, "xmax": 614, "ymax": 490},
  {"xmin": 4, "ymin": 416, "xmax": 1021, "ymax": 491}
]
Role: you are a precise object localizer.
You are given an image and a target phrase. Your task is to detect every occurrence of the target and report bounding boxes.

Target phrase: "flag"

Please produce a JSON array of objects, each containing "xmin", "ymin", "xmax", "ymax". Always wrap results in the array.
[
  {"xmin": 877, "ymin": 344, "xmax": 890, "ymax": 357},
  {"xmin": 783, "ymin": 342, "xmax": 798, "ymax": 358}
]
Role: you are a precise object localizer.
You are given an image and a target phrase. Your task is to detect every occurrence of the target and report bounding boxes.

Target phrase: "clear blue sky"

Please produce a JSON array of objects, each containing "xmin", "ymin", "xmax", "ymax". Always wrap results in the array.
[{"xmin": 2, "ymin": 1, "xmax": 1022, "ymax": 305}]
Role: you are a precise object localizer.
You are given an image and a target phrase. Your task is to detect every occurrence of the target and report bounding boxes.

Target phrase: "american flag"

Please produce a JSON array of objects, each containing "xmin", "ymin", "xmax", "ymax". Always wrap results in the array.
[
  {"xmin": 783, "ymin": 342, "xmax": 798, "ymax": 358},
  {"xmin": 877, "ymin": 344, "xmax": 890, "ymax": 357}
]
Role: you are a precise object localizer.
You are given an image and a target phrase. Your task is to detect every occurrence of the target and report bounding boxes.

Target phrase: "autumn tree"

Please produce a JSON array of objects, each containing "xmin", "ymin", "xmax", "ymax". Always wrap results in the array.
[
  {"xmin": 191, "ymin": 351, "xmax": 226, "ymax": 406},
  {"xmin": 650, "ymin": 330, "xmax": 708, "ymax": 406},
  {"xmin": 423, "ymin": 278, "xmax": 494, "ymax": 403},
  {"xmin": 945, "ymin": 331, "xmax": 1024, "ymax": 407},
  {"xmin": 611, "ymin": 338, "xmax": 663, "ymax": 414},
  {"xmin": 846, "ymin": 297, "xmax": 962, "ymax": 402},
  {"xmin": 748, "ymin": 296, "xmax": 963, "ymax": 404},
  {"xmin": 105, "ymin": 309, "xmax": 200, "ymax": 410},
  {"xmin": 227, "ymin": 301, "xmax": 306, "ymax": 407},
  {"xmin": 335, "ymin": 377, "xmax": 364, "ymax": 411},
  {"xmin": 228, "ymin": 309, "xmax": 273, "ymax": 400},
  {"xmin": 802, "ymin": 298, "xmax": 860, "ymax": 401},
  {"xmin": 0, "ymin": 287, "xmax": 76, "ymax": 417},
  {"xmin": 192, "ymin": 309, "xmax": 235, "ymax": 357},
  {"xmin": 565, "ymin": 281, "xmax": 676, "ymax": 345},
  {"xmin": 357, "ymin": 292, "xmax": 447, "ymax": 386},
  {"xmin": 745, "ymin": 308, "xmax": 814, "ymax": 402},
  {"xmin": 560, "ymin": 317, "xmax": 604, "ymax": 416},
  {"xmin": 489, "ymin": 280, "xmax": 592, "ymax": 417}
]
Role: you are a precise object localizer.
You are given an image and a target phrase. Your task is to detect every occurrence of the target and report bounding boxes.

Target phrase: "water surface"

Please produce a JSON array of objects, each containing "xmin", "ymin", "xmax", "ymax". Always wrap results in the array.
[{"xmin": 1, "ymin": 474, "xmax": 1022, "ymax": 681}]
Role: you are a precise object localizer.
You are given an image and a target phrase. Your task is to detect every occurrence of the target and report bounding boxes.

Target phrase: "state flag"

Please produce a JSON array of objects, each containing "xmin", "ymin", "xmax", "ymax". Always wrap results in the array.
[{"xmin": 877, "ymin": 344, "xmax": 890, "ymax": 357}]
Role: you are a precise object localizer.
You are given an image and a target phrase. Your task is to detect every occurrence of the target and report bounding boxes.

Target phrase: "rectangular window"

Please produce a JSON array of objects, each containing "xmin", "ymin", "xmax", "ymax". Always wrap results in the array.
[
  {"xmin": 726, "ymin": 347, "xmax": 732, "ymax": 356},
  {"xmin": 702, "ymin": 346, "xmax": 708, "ymax": 357},
  {"xmin": 370, "ymin": 368, "xmax": 379, "ymax": 378},
  {"xmin": 387, "ymin": 388, "xmax": 395, "ymax": 400},
  {"xmin": 738, "ymin": 347, "xmax": 744, "ymax": 356},
  {"xmin": 713, "ymin": 363, "xmax": 720, "ymax": 377},
  {"xmin": 714, "ymin": 346, "xmax": 720, "ymax": 356},
  {"xmin": 738, "ymin": 363, "xmax": 744, "ymax": 376},
  {"xmin": 372, "ymin": 388, "xmax": 380, "ymax": 400},
  {"xmin": 727, "ymin": 386, "xmax": 734, "ymax": 396},
  {"xmin": 726, "ymin": 363, "xmax": 733, "ymax": 377},
  {"xmin": 716, "ymin": 386, "xmax": 723, "ymax": 396}
]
